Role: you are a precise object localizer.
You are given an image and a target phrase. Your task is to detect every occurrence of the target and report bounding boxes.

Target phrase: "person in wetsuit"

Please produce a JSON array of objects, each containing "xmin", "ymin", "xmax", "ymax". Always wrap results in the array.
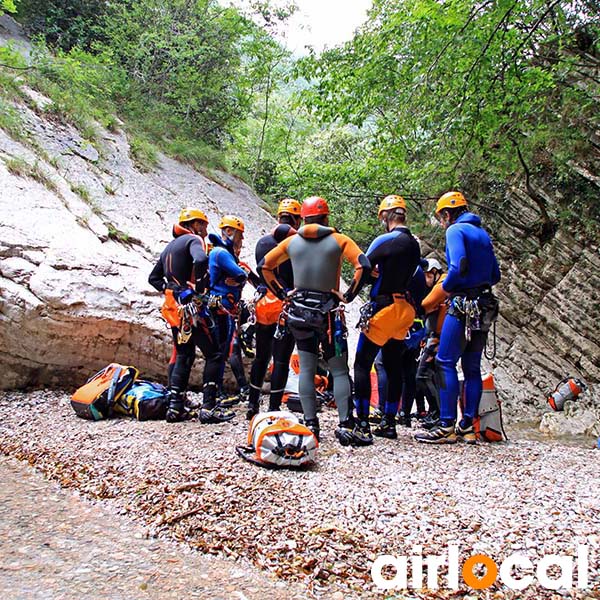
[
  {"xmin": 246, "ymin": 199, "xmax": 300, "ymax": 420},
  {"xmin": 352, "ymin": 195, "xmax": 421, "ymax": 441},
  {"xmin": 260, "ymin": 196, "xmax": 371, "ymax": 445},
  {"xmin": 148, "ymin": 207, "xmax": 223, "ymax": 423},
  {"xmin": 415, "ymin": 191, "xmax": 500, "ymax": 444}
]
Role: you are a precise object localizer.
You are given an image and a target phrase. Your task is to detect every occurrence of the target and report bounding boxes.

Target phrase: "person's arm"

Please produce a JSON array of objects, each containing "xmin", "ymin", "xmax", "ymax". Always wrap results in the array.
[
  {"xmin": 189, "ymin": 238, "xmax": 209, "ymax": 293},
  {"xmin": 442, "ymin": 226, "xmax": 466, "ymax": 292},
  {"xmin": 216, "ymin": 249, "xmax": 247, "ymax": 286},
  {"xmin": 148, "ymin": 259, "xmax": 166, "ymax": 292},
  {"xmin": 333, "ymin": 233, "xmax": 372, "ymax": 302},
  {"xmin": 259, "ymin": 237, "xmax": 293, "ymax": 299}
]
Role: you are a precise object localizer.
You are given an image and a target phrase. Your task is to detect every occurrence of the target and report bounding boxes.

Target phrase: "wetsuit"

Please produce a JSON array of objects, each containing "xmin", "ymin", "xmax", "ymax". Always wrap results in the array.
[
  {"xmin": 148, "ymin": 224, "xmax": 217, "ymax": 411},
  {"xmin": 260, "ymin": 224, "xmax": 371, "ymax": 426},
  {"xmin": 437, "ymin": 212, "xmax": 500, "ymax": 427},
  {"xmin": 206, "ymin": 234, "xmax": 249, "ymax": 406},
  {"xmin": 248, "ymin": 224, "xmax": 296, "ymax": 413},
  {"xmin": 353, "ymin": 226, "xmax": 421, "ymax": 425}
]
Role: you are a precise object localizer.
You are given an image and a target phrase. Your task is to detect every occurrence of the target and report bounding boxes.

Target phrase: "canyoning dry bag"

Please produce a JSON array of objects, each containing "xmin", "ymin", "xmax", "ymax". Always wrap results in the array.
[
  {"xmin": 255, "ymin": 290, "xmax": 283, "ymax": 326},
  {"xmin": 71, "ymin": 363, "xmax": 139, "ymax": 420},
  {"xmin": 474, "ymin": 373, "xmax": 507, "ymax": 442},
  {"xmin": 459, "ymin": 373, "xmax": 507, "ymax": 442},
  {"xmin": 548, "ymin": 377, "xmax": 587, "ymax": 411},
  {"xmin": 236, "ymin": 411, "xmax": 318, "ymax": 468}
]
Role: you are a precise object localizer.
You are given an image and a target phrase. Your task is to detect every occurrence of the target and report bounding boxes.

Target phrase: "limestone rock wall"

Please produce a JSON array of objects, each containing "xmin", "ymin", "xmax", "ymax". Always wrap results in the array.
[{"xmin": 0, "ymin": 94, "xmax": 277, "ymax": 390}]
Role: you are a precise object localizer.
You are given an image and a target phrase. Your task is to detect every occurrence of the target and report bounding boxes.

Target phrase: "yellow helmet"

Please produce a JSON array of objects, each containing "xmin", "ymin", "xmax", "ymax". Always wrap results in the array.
[
  {"xmin": 378, "ymin": 195, "xmax": 406, "ymax": 217},
  {"xmin": 435, "ymin": 191, "xmax": 467, "ymax": 215},
  {"xmin": 179, "ymin": 207, "xmax": 208, "ymax": 224},
  {"xmin": 277, "ymin": 198, "xmax": 301, "ymax": 216},
  {"xmin": 218, "ymin": 215, "xmax": 245, "ymax": 232}
]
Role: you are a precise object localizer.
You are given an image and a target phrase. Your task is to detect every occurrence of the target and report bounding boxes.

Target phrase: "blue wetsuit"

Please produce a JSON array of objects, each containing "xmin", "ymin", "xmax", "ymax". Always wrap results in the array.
[{"xmin": 436, "ymin": 212, "xmax": 500, "ymax": 427}]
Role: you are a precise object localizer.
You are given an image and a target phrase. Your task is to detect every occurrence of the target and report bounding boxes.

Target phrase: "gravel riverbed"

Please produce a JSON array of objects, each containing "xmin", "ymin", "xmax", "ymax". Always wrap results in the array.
[{"xmin": 0, "ymin": 390, "xmax": 598, "ymax": 599}]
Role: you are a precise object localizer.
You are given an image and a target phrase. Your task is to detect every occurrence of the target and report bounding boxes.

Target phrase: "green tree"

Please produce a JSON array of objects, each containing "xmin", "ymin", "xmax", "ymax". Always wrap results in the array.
[{"xmin": 17, "ymin": 0, "xmax": 109, "ymax": 50}]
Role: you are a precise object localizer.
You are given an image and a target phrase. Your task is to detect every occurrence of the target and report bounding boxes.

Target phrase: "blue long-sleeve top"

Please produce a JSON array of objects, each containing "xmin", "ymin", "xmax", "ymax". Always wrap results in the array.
[
  {"xmin": 208, "ymin": 234, "xmax": 247, "ymax": 310},
  {"xmin": 442, "ymin": 212, "xmax": 501, "ymax": 294}
]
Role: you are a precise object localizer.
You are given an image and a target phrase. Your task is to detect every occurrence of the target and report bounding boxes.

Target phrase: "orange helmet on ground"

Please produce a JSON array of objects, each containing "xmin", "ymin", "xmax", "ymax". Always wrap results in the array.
[
  {"xmin": 179, "ymin": 207, "xmax": 208, "ymax": 224},
  {"xmin": 378, "ymin": 195, "xmax": 406, "ymax": 217},
  {"xmin": 218, "ymin": 215, "xmax": 245, "ymax": 232},
  {"xmin": 435, "ymin": 191, "xmax": 467, "ymax": 215},
  {"xmin": 301, "ymin": 196, "xmax": 329, "ymax": 218},
  {"xmin": 277, "ymin": 198, "xmax": 301, "ymax": 216}
]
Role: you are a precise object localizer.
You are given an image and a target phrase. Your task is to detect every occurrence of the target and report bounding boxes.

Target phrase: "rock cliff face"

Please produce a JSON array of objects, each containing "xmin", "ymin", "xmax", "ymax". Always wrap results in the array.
[
  {"xmin": 478, "ymin": 186, "xmax": 600, "ymax": 430},
  {"xmin": 0, "ymin": 90, "xmax": 278, "ymax": 389}
]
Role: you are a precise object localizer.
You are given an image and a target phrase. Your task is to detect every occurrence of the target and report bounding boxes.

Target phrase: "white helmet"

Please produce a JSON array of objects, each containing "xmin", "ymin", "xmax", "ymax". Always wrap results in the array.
[{"xmin": 424, "ymin": 258, "xmax": 443, "ymax": 273}]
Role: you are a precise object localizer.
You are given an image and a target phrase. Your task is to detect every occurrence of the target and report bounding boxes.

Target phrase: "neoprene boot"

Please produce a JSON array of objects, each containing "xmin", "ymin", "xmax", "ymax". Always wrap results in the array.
[
  {"xmin": 304, "ymin": 417, "xmax": 320, "ymax": 442},
  {"xmin": 166, "ymin": 388, "xmax": 186, "ymax": 423},
  {"xmin": 373, "ymin": 415, "xmax": 398, "ymax": 439}
]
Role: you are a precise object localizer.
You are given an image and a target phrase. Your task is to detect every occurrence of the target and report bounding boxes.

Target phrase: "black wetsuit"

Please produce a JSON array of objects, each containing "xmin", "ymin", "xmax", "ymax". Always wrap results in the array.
[{"xmin": 248, "ymin": 224, "xmax": 296, "ymax": 411}]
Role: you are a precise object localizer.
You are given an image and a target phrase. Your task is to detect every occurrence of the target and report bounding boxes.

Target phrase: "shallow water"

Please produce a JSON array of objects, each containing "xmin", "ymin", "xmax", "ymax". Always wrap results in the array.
[{"xmin": 506, "ymin": 420, "xmax": 598, "ymax": 449}]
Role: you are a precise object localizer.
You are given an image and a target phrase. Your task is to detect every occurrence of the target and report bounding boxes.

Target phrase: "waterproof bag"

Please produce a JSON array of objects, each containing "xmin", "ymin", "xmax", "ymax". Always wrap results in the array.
[
  {"xmin": 71, "ymin": 363, "xmax": 139, "ymax": 420},
  {"xmin": 236, "ymin": 411, "xmax": 318, "ymax": 468}
]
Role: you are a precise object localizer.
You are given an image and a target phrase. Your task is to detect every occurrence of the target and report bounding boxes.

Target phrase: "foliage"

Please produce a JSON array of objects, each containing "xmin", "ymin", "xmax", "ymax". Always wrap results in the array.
[
  {"xmin": 1, "ymin": 0, "xmax": 17, "ymax": 16},
  {"xmin": 17, "ymin": 0, "xmax": 108, "ymax": 51},
  {"xmin": 289, "ymin": 0, "xmax": 600, "ymax": 238}
]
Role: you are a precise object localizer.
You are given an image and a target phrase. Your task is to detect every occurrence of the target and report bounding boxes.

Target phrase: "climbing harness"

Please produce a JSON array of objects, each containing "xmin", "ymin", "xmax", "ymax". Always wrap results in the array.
[{"xmin": 356, "ymin": 300, "xmax": 376, "ymax": 332}]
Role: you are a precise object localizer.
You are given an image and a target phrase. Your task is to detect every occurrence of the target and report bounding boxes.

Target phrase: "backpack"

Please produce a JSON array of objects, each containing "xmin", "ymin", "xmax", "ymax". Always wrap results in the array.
[
  {"xmin": 474, "ymin": 373, "xmax": 507, "ymax": 442},
  {"xmin": 236, "ymin": 411, "xmax": 318, "ymax": 468},
  {"xmin": 116, "ymin": 380, "xmax": 169, "ymax": 421},
  {"xmin": 547, "ymin": 377, "xmax": 587, "ymax": 411},
  {"xmin": 71, "ymin": 363, "xmax": 139, "ymax": 420}
]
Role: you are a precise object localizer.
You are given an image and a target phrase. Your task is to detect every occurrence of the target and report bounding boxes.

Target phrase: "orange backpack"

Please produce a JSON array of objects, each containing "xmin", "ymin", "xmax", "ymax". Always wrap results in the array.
[{"xmin": 71, "ymin": 363, "xmax": 139, "ymax": 420}]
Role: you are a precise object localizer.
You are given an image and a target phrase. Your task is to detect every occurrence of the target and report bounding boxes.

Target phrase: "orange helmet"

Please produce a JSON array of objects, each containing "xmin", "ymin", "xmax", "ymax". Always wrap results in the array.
[
  {"xmin": 179, "ymin": 207, "xmax": 208, "ymax": 224},
  {"xmin": 378, "ymin": 195, "xmax": 406, "ymax": 217},
  {"xmin": 218, "ymin": 215, "xmax": 245, "ymax": 232},
  {"xmin": 277, "ymin": 198, "xmax": 301, "ymax": 216},
  {"xmin": 435, "ymin": 191, "xmax": 467, "ymax": 215},
  {"xmin": 301, "ymin": 196, "xmax": 329, "ymax": 218}
]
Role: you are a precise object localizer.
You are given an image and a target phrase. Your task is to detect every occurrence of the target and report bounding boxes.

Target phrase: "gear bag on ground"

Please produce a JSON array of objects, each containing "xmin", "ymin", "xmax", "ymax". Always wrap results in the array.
[
  {"xmin": 71, "ymin": 364, "xmax": 167, "ymax": 421},
  {"xmin": 236, "ymin": 411, "xmax": 318, "ymax": 468}
]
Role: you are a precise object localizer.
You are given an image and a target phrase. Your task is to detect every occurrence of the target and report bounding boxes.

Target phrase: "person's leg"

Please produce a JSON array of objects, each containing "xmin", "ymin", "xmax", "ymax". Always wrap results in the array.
[
  {"xmin": 415, "ymin": 314, "xmax": 466, "ymax": 443},
  {"xmin": 296, "ymin": 334, "xmax": 320, "ymax": 439},
  {"xmin": 353, "ymin": 334, "xmax": 382, "ymax": 433},
  {"xmin": 374, "ymin": 339, "xmax": 405, "ymax": 439},
  {"xmin": 228, "ymin": 333, "xmax": 248, "ymax": 391},
  {"xmin": 247, "ymin": 323, "xmax": 276, "ymax": 417},
  {"xmin": 269, "ymin": 331, "xmax": 295, "ymax": 410},
  {"xmin": 374, "ymin": 350, "xmax": 388, "ymax": 412},
  {"xmin": 399, "ymin": 347, "xmax": 418, "ymax": 426},
  {"xmin": 167, "ymin": 328, "xmax": 195, "ymax": 422},
  {"xmin": 455, "ymin": 330, "xmax": 487, "ymax": 442}
]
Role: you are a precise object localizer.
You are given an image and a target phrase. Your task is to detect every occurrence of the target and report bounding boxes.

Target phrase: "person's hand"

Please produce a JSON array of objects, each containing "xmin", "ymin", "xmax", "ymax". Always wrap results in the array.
[
  {"xmin": 331, "ymin": 289, "xmax": 346, "ymax": 303},
  {"xmin": 176, "ymin": 288, "xmax": 195, "ymax": 304},
  {"xmin": 225, "ymin": 277, "xmax": 242, "ymax": 287}
]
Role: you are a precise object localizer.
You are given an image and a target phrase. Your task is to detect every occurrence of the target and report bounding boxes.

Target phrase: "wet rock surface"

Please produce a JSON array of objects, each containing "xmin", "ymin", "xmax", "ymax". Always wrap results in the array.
[{"xmin": 1, "ymin": 390, "xmax": 599, "ymax": 599}]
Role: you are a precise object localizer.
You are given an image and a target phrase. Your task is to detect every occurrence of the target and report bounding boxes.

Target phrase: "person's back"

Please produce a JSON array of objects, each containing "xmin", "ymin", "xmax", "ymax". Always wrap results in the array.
[
  {"xmin": 260, "ymin": 196, "xmax": 371, "ymax": 444},
  {"xmin": 443, "ymin": 212, "xmax": 500, "ymax": 294}
]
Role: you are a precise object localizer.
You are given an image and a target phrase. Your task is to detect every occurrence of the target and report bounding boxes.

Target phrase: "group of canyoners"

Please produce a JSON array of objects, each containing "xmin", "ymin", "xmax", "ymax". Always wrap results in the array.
[{"xmin": 148, "ymin": 191, "xmax": 500, "ymax": 446}]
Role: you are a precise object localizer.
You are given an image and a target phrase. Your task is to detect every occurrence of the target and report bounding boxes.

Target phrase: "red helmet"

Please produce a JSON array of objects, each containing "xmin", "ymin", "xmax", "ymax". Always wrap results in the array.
[{"xmin": 301, "ymin": 196, "xmax": 329, "ymax": 219}]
